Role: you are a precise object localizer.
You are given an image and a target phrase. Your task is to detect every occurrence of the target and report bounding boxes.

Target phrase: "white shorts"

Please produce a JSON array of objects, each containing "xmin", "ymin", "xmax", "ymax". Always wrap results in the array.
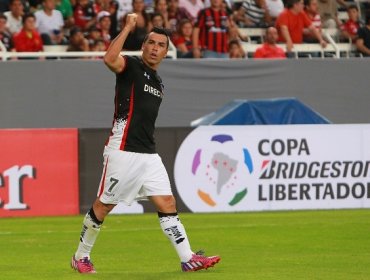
[{"xmin": 97, "ymin": 146, "xmax": 172, "ymax": 205}]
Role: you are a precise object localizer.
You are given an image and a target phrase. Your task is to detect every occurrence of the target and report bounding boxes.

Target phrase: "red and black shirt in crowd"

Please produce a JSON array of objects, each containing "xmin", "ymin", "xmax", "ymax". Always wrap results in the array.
[{"xmin": 194, "ymin": 7, "xmax": 229, "ymax": 53}]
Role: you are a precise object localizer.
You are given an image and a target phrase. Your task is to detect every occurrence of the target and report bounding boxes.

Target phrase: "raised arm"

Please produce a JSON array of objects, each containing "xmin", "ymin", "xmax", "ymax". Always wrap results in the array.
[{"xmin": 103, "ymin": 13, "xmax": 138, "ymax": 73}]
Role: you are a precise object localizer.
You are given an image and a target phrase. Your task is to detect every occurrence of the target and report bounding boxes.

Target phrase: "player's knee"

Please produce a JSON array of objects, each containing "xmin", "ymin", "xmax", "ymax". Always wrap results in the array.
[
  {"xmin": 93, "ymin": 199, "xmax": 115, "ymax": 221},
  {"xmin": 154, "ymin": 195, "xmax": 177, "ymax": 213},
  {"xmin": 164, "ymin": 195, "xmax": 176, "ymax": 210}
]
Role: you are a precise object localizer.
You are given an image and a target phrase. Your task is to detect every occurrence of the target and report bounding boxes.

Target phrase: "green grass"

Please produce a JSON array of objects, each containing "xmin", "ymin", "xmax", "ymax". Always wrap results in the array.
[{"xmin": 1, "ymin": 209, "xmax": 370, "ymax": 280}]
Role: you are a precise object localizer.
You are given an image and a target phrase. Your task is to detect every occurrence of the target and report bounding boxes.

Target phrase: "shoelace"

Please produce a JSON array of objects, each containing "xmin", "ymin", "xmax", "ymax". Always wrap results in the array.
[{"xmin": 195, "ymin": 250, "xmax": 205, "ymax": 256}]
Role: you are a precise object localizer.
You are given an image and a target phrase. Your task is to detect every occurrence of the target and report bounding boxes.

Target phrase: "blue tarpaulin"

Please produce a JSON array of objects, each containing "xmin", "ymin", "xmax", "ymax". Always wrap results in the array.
[{"xmin": 191, "ymin": 98, "xmax": 331, "ymax": 126}]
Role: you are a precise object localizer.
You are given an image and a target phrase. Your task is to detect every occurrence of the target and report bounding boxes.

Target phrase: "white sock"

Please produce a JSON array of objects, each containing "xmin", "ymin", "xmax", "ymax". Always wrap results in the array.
[
  {"xmin": 158, "ymin": 212, "xmax": 193, "ymax": 262},
  {"xmin": 75, "ymin": 208, "xmax": 102, "ymax": 260}
]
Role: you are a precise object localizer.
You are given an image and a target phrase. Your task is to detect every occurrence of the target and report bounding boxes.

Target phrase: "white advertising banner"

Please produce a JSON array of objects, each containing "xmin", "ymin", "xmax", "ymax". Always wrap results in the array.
[{"xmin": 174, "ymin": 124, "xmax": 370, "ymax": 212}]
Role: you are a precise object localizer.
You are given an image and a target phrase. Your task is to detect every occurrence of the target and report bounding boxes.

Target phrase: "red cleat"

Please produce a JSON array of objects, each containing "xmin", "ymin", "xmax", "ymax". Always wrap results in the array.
[
  {"xmin": 71, "ymin": 255, "xmax": 96, "ymax": 274},
  {"xmin": 181, "ymin": 251, "xmax": 221, "ymax": 272}
]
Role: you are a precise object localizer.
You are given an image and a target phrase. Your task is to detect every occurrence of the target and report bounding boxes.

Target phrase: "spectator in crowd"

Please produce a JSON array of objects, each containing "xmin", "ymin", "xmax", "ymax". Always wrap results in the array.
[
  {"xmin": 175, "ymin": 18, "xmax": 193, "ymax": 57},
  {"xmin": 88, "ymin": 24, "xmax": 101, "ymax": 47},
  {"xmin": 91, "ymin": 0, "xmax": 119, "ymax": 38},
  {"xmin": 94, "ymin": 0, "xmax": 117, "ymax": 16},
  {"xmin": 90, "ymin": 37, "xmax": 105, "ymax": 51},
  {"xmin": 151, "ymin": 11, "xmax": 165, "ymax": 28},
  {"xmin": 110, "ymin": 0, "xmax": 120, "ymax": 38},
  {"xmin": 254, "ymin": 25, "xmax": 286, "ymax": 58},
  {"xmin": 167, "ymin": 0, "xmax": 191, "ymax": 39},
  {"xmin": 122, "ymin": 0, "xmax": 151, "ymax": 50},
  {"xmin": 153, "ymin": 0, "xmax": 170, "ymax": 28},
  {"xmin": 275, "ymin": 0, "xmax": 327, "ymax": 53},
  {"xmin": 340, "ymin": 4, "xmax": 363, "ymax": 43},
  {"xmin": 0, "ymin": 12, "xmax": 15, "ymax": 51},
  {"xmin": 93, "ymin": 0, "xmax": 104, "ymax": 12},
  {"xmin": 179, "ymin": 0, "xmax": 204, "ymax": 22},
  {"xmin": 116, "ymin": 0, "xmax": 132, "ymax": 27},
  {"xmin": 74, "ymin": 0, "xmax": 99, "ymax": 31},
  {"xmin": 13, "ymin": 13, "xmax": 43, "ymax": 52},
  {"xmin": 238, "ymin": 0, "xmax": 272, "ymax": 27},
  {"xmin": 27, "ymin": 0, "xmax": 40, "ymax": 13},
  {"xmin": 265, "ymin": 0, "xmax": 284, "ymax": 23},
  {"xmin": 56, "ymin": 0, "xmax": 75, "ymax": 28},
  {"xmin": 233, "ymin": 2, "xmax": 253, "ymax": 27},
  {"xmin": 356, "ymin": 13, "xmax": 370, "ymax": 57},
  {"xmin": 228, "ymin": 38, "xmax": 245, "ymax": 58},
  {"xmin": 4, "ymin": 0, "xmax": 24, "ymax": 34},
  {"xmin": 317, "ymin": 0, "xmax": 343, "ymax": 29},
  {"xmin": 96, "ymin": 10, "xmax": 112, "ymax": 49},
  {"xmin": 303, "ymin": 0, "xmax": 322, "ymax": 43},
  {"xmin": 35, "ymin": 0, "xmax": 65, "ymax": 45},
  {"xmin": 66, "ymin": 26, "xmax": 89, "ymax": 51},
  {"xmin": 192, "ymin": 0, "xmax": 231, "ymax": 58},
  {"xmin": 221, "ymin": 0, "xmax": 233, "ymax": 15}
]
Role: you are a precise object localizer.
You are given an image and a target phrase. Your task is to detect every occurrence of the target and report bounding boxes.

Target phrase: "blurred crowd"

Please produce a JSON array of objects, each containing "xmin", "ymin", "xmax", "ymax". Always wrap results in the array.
[{"xmin": 0, "ymin": 0, "xmax": 369, "ymax": 59}]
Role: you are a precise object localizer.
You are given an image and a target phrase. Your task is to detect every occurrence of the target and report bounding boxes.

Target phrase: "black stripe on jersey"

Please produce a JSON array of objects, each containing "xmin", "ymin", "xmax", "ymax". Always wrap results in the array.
[{"xmin": 120, "ymin": 84, "xmax": 135, "ymax": 150}]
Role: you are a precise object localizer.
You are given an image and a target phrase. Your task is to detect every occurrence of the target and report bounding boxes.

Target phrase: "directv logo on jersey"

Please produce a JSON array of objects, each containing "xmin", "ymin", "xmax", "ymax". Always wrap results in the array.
[{"xmin": 144, "ymin": 84, "xmax": 163, "ymax": 98}]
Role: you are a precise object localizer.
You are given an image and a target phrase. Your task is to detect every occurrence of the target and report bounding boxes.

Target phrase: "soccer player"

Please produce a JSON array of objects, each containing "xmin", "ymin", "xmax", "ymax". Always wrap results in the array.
[{"xmin": 70, "ymin": 13, "xmax": 221, "ymax": 274}]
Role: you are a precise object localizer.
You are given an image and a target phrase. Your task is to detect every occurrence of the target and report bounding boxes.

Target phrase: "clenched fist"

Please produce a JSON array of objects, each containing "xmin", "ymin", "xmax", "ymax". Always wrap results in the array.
[{"xmin": 126, "ymin": 13, "xmax": 138, "ymax": 31}]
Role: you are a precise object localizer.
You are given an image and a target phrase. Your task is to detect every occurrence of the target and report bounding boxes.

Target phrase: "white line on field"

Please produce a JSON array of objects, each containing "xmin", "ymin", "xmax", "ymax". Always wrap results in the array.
[{"xmin": 0, "ymin": 223, "xmax": 277, "ymax": 236}]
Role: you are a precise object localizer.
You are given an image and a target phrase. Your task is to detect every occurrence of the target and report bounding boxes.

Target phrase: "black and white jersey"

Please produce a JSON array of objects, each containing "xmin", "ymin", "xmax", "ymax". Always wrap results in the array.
[
  {"xmin": 105, "ymin": 56, "xmax": 164, "ymax": 154},
  {"xmin": 242, "ymin": 0, "xmax": 265, "ymax": 26}
]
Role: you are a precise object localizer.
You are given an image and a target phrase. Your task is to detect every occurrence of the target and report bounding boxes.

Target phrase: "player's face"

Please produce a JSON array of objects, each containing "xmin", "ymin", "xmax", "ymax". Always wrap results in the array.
[{"xmin": 141, "ymin": 32, "xmax": 168, "ymax": 69}]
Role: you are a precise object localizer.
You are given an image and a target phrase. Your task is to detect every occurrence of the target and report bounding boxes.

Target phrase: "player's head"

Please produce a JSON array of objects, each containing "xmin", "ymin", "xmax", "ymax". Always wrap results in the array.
[
  {"xmin": 141, "ymin": 27, "xmax": 169, "ymax": 69},
  {"xmin": 143, "ymin": 27, "xmax": 170, "ymax": 49}
]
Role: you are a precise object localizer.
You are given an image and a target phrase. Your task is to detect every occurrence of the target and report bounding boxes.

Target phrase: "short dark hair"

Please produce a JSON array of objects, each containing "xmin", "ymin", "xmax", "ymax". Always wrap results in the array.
[
  {"xmin": 303, "ymin": 0, "xmax": 313, "ymax": 7},
  {"xmin": 287, "ymin": 0, "xmax": 301, "ymax": 9},
  {"xmin": 70, "ymin": 26, "xmax": 82, "ymax": 37},
  {"xmin": 347, "ymin": 4, "xmax": 358, "ymax": 12},
  {"xmin": 9, "ymin": 0, "xmax": 23, "ymax": 5},
  {"xmin": 22, "ymin": 13, "xmax": 35, "ymax": 24},
  {"xmin": 143, "ymin": 27, "xmax": 170, "ymax": 49},
  {"xmin": 151, "ymin": 12, "xmax": 164, "ymax": 21}
]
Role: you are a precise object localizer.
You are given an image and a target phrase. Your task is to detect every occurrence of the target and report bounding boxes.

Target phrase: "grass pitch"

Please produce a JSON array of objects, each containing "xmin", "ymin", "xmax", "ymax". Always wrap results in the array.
[{"xmin": 1, "ymin": 209, "xmax": 369, "ymax": 280}]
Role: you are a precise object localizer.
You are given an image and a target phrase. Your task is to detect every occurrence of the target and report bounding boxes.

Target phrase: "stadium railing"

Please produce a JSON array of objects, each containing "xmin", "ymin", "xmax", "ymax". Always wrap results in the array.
[
  {"xmin": 0, "ymin": 40, "xmax": 178, "ymax": 61},
  {"xmin": 239, "ymin": 27, "xmax": 358, "ymax": 59}
]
